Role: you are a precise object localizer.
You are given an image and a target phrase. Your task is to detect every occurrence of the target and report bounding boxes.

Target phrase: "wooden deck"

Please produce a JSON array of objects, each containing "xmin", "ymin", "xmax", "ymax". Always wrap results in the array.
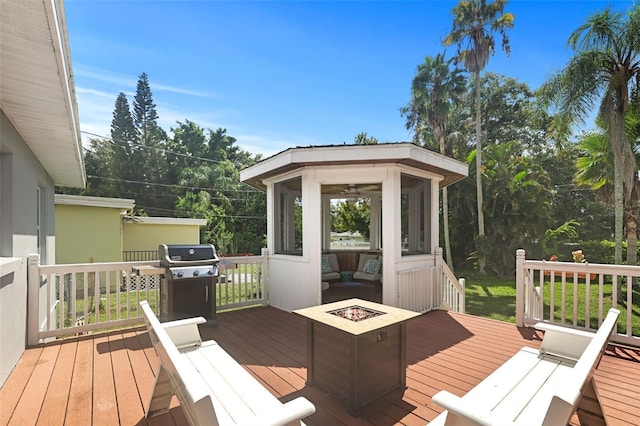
[{"xmin": 2, "ymin": 307, "xmax": 639, "ymax": 425}]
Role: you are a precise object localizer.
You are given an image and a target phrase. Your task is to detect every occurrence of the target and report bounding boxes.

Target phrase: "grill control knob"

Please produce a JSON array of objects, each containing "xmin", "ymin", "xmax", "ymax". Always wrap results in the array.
[
  {"xmin": 193, "ymin": 270, "xmax": 200, "ymax": 276},
  {"xmin": 176, "ymin": 271, "xmax": 184, "ymax": 278},
  {"xmin": 207, "ymin": 269, "xmax": 214, "ymax": 275}
]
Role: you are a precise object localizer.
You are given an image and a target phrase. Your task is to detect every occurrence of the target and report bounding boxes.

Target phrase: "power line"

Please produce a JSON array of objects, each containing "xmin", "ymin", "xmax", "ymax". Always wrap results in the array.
[
  {"xmin": 81, "ymin": 130, "xmax": 242, "ymax": 166},
  {"xmin": 87, "ymin": 175, "xmax": 263, "ymax": 194},
  {"xmin": 135, "ymin": 204, "xmax": 267, "ymax": 220}
]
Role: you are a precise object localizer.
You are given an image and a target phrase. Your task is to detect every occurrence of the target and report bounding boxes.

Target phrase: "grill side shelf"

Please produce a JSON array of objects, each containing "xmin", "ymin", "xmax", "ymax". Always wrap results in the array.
[{"xmin": 132, "ymin": 265, "xmax": 168, "ymax": 276}]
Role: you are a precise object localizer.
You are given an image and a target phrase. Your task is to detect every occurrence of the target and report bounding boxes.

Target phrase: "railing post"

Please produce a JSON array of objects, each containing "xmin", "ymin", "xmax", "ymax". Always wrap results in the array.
[
  {"xmin": 434, "ymin": 247, "xmax": 443, "ymax": 310},
  {"xmin": 261, "ymin": 248, "xmax": 269, "ymax": 306},
  {"xmin": 27, "ymin": 254, "xmax": 41, "ymax": 346},
  {"xmin": 458, "ymin": 278, "xmax": 466, "ymax": 314},
  {"xmin": 515, "ymin": 249, "xmax": 525, "ymax": 327}
]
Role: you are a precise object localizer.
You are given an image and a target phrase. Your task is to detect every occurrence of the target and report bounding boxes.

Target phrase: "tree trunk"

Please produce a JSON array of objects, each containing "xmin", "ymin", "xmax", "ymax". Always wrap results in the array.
[
  {"xmin": 474, "ymin": 71, "xmax": 486, "ymax": 273},
  {"xmin": 610, "ymin": 92, "xmax": 627, "ymax": 299},
  {"xmin": 613, "ymin": 165, "xmax": 624, "ymax": 266},
  {"xmin": 436, "ymin": 124, "xmax": 455, "ymax": 273}
]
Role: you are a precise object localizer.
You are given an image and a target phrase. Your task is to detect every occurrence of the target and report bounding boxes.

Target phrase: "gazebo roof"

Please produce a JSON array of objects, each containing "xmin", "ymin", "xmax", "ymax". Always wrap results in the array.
[{"xmin": 240, "ymin": 143, "xmax": 468, "ymax": 191}]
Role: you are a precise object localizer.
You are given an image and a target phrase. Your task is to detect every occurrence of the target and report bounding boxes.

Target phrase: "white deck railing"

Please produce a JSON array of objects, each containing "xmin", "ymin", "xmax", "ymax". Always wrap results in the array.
[
  {"xmin": 27, "ymin": 253, "xmax": 266, "ymax": 344},
  {"xmin": 27, "ymin": 247, "xmax": 467, "ymax": 343},
  {"xmin": 515, "ymin": 249, "xmax": 639, "ymax": 346},
  {"xmin": 440, "ymin": 264, "xmax": 466, "ymax": 313}
]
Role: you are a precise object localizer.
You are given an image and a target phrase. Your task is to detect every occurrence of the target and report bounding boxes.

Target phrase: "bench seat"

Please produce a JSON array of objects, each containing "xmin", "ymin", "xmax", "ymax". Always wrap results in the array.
[
  {"xmin": 430, "ymin": 308, "xmax": 620, "ymax": 425},
  {"xmin": 140, "ymin": 301, "xmax": 316, "ymax": 425}
]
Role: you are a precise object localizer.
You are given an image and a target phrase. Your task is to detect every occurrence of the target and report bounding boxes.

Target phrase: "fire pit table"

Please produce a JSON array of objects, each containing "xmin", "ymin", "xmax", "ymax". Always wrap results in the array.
[{"xmin": 294, "ymin": 298, "xmax": 420, "ymax": 416}]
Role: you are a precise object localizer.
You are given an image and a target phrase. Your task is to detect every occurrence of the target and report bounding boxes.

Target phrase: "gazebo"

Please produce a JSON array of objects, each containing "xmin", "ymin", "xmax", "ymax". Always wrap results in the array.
[{"xmin": 240, "ymin": 143, "xmax": 468, "ymax": 311}]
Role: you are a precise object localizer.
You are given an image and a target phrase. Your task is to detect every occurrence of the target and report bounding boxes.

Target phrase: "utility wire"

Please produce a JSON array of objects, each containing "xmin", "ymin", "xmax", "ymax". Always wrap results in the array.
[
  {"xmin": 135, "ymin": 204, "xmax": 267, "ymax": 220},
  {"xmin": 87, "ymin": 175, "xmax": 263, "ymax": 194}
]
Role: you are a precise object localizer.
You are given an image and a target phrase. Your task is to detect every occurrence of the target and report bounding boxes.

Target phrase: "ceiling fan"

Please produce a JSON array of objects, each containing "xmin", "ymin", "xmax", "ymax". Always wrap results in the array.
[
  {"xmin": 341, "ymin": 184, "xmax": 381, "ymax": 199},
  {"xmin": 343, "ymin": 184, "xmax": 361, "ymax": 199}
]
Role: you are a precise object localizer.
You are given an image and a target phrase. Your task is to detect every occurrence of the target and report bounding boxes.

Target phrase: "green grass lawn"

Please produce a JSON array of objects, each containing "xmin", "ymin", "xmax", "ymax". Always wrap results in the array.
[
  {"xmin": 59, "ymin": 279, "xmax": 263, "ymax": 328},
  {"xmin": 463, "ymin": 272, "xmax": 519, "ymax": 323},
  {"xmin": 462, "ymin": 271, "xmax": 640, "ymax": 336}
]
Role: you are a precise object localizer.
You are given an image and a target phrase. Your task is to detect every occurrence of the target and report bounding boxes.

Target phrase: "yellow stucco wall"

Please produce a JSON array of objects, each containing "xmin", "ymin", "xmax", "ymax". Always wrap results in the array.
[
  {"xmin": 55, "ymin": 204, "xmax": 123, "ymax": 264},
  {"xmin": 123, "ymin": 222, "xmax": 201, "ymax": 251}
]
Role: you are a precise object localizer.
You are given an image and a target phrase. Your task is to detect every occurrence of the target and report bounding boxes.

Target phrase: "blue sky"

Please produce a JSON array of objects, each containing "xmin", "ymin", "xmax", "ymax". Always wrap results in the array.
[{"xmin": 65, "ymin": 0, "xmax": 634, "ymax": 158}]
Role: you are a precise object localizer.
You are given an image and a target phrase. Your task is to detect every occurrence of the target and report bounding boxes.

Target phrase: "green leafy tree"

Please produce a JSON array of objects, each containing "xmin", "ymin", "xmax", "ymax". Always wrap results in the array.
[
  {"xmin": 207, "ymin": 128, "xmax": 240, "ymax": 162},
  {"xmin": 480, "ymin": 142, "xmax": 553, "ymax": 274},
  {"xmin": 81, "ymin": 138, "xmax": 114, "ymax": 197},
  {"xmin": 353, "ymin": 132, "xmax": 379, "ymax": 145},
  {"xmin": 176, "ymin": 191, "xmax": 233, "ymax": 254},
  {"xmin": 575, "ymin": 116, "xmax": 640, "ymax": 270},
  {"xmin": 402, "ymin": 52, "xmax": 466, "ymax": 271},
  {"xmin": 444, "ymin": 0, "xmax": 514, "ymax": 273},
  {"xmin": 537, "ymin": 147, "xmax": 612, "ymax": 253},
  {"xmin": 166, "ymin": 120, "xmax": 206, "ymax": 189},
  {"xmin": 332, "ymin": 200, "xmax": 371, "ymax": 240},
  {"xmin": 539, "ymin": 5, "xmax": 640, "ymax": 266}
]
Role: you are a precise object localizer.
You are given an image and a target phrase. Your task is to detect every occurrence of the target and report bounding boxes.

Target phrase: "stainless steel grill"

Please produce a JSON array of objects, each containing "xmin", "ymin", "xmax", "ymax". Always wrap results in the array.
[{"xmin": 159, "ymin": 244, "xmax": 219, "ymax": 323}]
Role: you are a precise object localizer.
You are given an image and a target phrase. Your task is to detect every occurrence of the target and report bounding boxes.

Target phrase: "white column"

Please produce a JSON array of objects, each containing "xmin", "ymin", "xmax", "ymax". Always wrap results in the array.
[
  {"xmin": 270, "ymin": 182, "xmax": 279, "ymax": 253},
  {"xmin": 27, "ymin": 254, "xmax": 40, "ymax": 345},
  {"xmin": 515, "ymin": 249, "xmax": 526, "ymax": 327},
  {"xmin": 431, "ymin": 178, "xmax": 442, "ymax": 253},
  {"xmin": 302, "ymin": 174, "xmax": 323, "ymax": 305},
  {"xmin": 321, "ymin": 196, "xmax": 332, "ymax": 251},
  {"xmin": 370, "ymin": 195, "xmax": 381, "ymax": 250},
  {"xmin": 382, "ymin": 168, "xmax": 401, "ymax": 306}
]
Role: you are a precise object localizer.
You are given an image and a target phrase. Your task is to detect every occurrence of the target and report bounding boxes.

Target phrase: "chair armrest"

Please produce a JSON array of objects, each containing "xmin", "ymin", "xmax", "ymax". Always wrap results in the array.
[
  {"xmin": 243, "ymin": 397, "xmax": 316, "ymax": 425},
  {"xmin": 161, "ymin": 317, "xmax": 206, "ymax": 349},
  {"xmin": 161, "ymin": 316, "xmax": 207, "ymax": 329},
  {"xmin": 535, "ymin": 323, "xmax": 594, "ymax": 361},
  {"xmin": 432, "ymin": 391, "xmax": 516, "ymax": 426}
]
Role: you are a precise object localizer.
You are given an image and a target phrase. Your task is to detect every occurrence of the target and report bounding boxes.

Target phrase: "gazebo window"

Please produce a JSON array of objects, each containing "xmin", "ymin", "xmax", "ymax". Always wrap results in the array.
[
  {"xmin": 401, "ymin": 173, "xmax": 431, "ymax": 256},
  {"xmin": 330, "ymin": 198, "xmax": 372, "ymax": 251},
  {"xmin": 274, "ymin": 177, "xmax": 302, "ymax": 256}
]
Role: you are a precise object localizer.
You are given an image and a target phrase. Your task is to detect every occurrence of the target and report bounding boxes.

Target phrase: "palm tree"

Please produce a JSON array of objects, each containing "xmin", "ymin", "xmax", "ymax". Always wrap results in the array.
[
  {"xmin": 540, "ymin": 5, "xmax": 640, "ymax": 266},
  {"xmin": 575, "ymin": 118, "xmax": 640, "ymax": 293},
  {"xmin": 402, "ymin": 53, "xmax": 466, "ymax": 271},
  {"xmin": 443, "ymin": 0, "xmax": 514, "ymax": 273}
]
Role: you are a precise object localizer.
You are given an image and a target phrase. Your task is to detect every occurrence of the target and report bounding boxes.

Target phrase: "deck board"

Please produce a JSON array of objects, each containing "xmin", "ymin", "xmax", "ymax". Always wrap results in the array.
[
  {"xmin": 66, "ymin": 337, "xmax": 95, "ymax": 426},
  {"xmin": 92, "ymin": 334, "xmax": 119, "ymax": 426},
  {"xmin": 1, "ymin": 307, "xmax": 639, "ymax": 425},
  {"xmin": 11, "ymin": 343, "xmax": 60, "ymax": 425},
  {"xmin": 37, "ymin": 339, "xmax": 76, "ymax": 425}
]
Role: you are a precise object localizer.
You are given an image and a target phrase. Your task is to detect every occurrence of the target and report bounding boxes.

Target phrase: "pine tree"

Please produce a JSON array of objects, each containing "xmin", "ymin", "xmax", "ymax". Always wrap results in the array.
[
  {"xmin": 110, "ymin": 92, "xmax": 138, "ymax": 198},
  {"xmin": 132, "ymin": 72, "xmax": 168, "ymax": 215},
  {"xmin": 133, "ymin": 72, "xmax": 159, "ymax": 146}
]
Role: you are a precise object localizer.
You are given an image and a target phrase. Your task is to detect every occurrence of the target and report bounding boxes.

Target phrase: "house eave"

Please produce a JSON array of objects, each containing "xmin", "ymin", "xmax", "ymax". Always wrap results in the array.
[
  {"xmin": 123, "ymin": 216, "xmax": 208, "ymax": 226},
  {"xmin": 55, "ymin": 194, "xmax": 135, "ymax": 210},
  {"xmin": 0, "ymin": 0, "xmax": 86, "ymax": 188}
]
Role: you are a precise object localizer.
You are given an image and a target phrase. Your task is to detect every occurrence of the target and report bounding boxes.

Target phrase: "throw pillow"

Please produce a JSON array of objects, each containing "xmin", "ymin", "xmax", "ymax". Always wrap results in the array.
[
  {"xmin": 363, "ymin": 258, "xmax": 381, "ymax": 275},
  {"xmin": 321, "ymin": 256, "xmax": 333, "ymax": 273}
]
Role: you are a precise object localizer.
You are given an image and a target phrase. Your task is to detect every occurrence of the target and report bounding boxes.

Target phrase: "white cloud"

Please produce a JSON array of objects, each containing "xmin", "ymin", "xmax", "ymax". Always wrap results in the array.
[
  {"xmin": 153, "ymin": 83, "xmax": 220, "ymax": 99},
  {"xmin": 74, "ymin": 66, "xmax": 137, "ymax": 89}
]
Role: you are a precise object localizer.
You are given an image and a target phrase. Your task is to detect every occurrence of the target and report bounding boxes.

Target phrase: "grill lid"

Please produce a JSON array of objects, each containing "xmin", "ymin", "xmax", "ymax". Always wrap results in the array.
[{"xmin": 159, "ymin": 244, "xmax": 219, "ymax": 266}]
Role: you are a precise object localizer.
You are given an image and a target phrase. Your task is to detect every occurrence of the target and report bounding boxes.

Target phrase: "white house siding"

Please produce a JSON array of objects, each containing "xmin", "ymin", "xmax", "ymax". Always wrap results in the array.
[{"xmin": 0, "ymin": 110, "xmax": 57, "ymax": 386}]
